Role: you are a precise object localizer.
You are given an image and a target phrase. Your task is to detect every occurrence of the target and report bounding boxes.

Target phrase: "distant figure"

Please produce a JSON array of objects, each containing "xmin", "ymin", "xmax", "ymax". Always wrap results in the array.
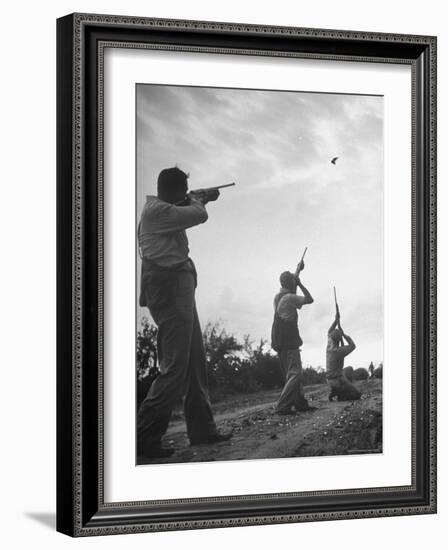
[
  {"xmin": 326, "ymin": 310, "xmax": 361, "ymax": 401},
  {"xmin": 369, "ymin": 362, "xmax": 375, "ymax": 378},
  {"xmin": 271, "ymin": 260, "xmax": 315, "ymax": 414},
  {"xmin": 331, "ymin": 157, "xmax": 339, "ymax": 165},
  {"xmin": 373, "ymin": 363, "xmax": 383, "ymax": 379}
]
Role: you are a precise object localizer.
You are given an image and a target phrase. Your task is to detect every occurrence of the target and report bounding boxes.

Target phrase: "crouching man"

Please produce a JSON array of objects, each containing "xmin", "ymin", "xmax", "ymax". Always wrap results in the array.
[{"xmin": 326, "ymin": 310, "xmax": 361, "ymax": 401}]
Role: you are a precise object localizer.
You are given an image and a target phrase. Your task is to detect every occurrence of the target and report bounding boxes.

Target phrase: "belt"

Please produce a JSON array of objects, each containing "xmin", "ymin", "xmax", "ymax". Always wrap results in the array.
[{"xmin": 142, "ymin": 257, "xmax": 193, "ymax": 272}]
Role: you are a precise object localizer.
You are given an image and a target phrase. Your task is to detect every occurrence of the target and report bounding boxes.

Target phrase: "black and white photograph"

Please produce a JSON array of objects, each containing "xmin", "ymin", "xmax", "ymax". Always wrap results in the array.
[{"xmin": 135, "ymin": 83, "xmax": 383, "ymax": 465}]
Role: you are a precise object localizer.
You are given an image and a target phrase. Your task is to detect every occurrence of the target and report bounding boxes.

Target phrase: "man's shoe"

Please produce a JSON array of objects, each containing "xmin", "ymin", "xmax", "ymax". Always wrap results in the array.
[
  {"xmin": 138, "ymin": 445, "xmax": 175, "ymax": 459},
  {"xmin": 190, "ymin": 430, "xmax": 233, "ymax": 445}
]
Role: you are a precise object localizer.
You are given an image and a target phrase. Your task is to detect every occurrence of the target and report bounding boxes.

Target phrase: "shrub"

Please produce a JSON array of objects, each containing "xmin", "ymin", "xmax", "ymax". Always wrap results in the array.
[
  {"xmin": 353, "ymin": 367, "xmax": 369, "ymax": 381},
  {"xmin": 303, "ymin": 366, "xmax": 327, "ymax": 385},
  {"xmin": 252, "ymin": 353, "xmax": 283, "ymax": 389},
  {"xmin": 136, "ymin": 318, "xmax": 329, "ymax": 403},
  {"xmin": 136, "ymin": 317, "xmax": 159, "ymax": 408},
  {"xmin": 373, "ymin": 366, "xmax": 383, "ymax": 379}
]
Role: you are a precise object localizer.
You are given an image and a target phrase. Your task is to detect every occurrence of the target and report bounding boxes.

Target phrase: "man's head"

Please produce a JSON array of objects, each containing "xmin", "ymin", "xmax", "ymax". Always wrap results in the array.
[
  {"xmin": 279, "ymin": 271, "xmax": 297, "ymax": 291},
  {"xmin": 157, "ymin": 167, "xmax": 188, "ymax": 204},
  {"xmin": 328, "ymin": 328, "xmax": 343, "ymax": 348}
]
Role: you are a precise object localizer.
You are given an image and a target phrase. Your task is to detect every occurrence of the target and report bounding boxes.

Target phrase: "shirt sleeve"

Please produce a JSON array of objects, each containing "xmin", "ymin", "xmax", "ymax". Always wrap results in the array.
[
  {"xmin": 291, "ymin": 295, "xmax": 306, "ymax": 309},
  {"xmin": 149, "ymin": 198, "xmax": 208, "ymax": 234},
  {"xmin": 340, "ymin": 344, "xmax": 355, "ymax": 357}
]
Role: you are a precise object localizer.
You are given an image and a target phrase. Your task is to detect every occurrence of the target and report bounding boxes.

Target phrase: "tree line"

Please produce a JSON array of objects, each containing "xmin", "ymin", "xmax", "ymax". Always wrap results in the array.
[{"xmin": 136, "ymin": 317, "xmax": 380, "ymax": 407}]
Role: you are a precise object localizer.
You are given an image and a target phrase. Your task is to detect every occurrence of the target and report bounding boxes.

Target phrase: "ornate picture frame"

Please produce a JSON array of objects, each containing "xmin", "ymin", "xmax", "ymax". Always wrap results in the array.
[{"xmin": 57, "ymin": 13, "xmax": 436, "ymax": 536}]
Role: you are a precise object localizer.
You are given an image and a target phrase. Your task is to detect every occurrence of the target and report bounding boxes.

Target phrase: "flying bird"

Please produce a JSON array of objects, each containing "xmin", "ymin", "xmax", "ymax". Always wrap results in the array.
[{"xmin": 331, "ymin": 157, "xmax": 339, "ymax": 165}]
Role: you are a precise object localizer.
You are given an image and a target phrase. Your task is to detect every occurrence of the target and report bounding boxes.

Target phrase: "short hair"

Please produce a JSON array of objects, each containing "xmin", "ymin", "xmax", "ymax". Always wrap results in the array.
[
  {"xmin": 279, "ymin": 271, "xmax": 296, "ymax": 290},
  {"xmin": 157, "ymin": 167, "xmax": 189, "ymax": 202}
]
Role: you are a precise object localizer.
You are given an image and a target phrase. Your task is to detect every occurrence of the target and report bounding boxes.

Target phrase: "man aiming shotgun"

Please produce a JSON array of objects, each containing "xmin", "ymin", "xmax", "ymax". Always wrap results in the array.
[
  {"xmin": 271, "ymin": 247, "xmax": 316, "ymax": 414},
  {"xmin": 326, "ymin": 287, "xmax": 361, "ymax": 401},
  {"xmin": 137, "ymin": 167, "xmax": 234, "ymax": 459}
]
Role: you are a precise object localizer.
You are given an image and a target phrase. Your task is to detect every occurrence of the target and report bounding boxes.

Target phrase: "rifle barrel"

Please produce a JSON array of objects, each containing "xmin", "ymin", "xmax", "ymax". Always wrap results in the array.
[
  {"xmin": 333, "ymin": 286, "xmax": 339, "ymax": 307},
  {"xmin": 301, "ymin": 247, "xmax": 308, "ymax": 262},
  {"xmin": 189, "ymin": 182, "xmax": 236, "ymax": 193},
  {"xmin": 213, "ymin": 182, "xmax": 236, "ymax": 190}
]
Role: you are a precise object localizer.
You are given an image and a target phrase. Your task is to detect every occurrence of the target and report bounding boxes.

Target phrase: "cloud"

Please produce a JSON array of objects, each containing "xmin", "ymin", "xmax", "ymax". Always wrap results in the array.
[{"xmin": 136, "ymin": 84, "xmax": 384, "ymax": 366}]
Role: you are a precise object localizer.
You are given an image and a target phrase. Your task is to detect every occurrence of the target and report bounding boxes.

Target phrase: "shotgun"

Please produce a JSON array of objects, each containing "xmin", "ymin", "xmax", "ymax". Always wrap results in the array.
[
  {"xmin": 176, "ymin": 182, "xmax": 236, "ymax": 205},
  {"xmin": 295, "ymin": 247, "xmax": 308, "ymax": 277},
  {"xmin": 334, "ymin": 286, "xmax": 343, "ymax": 332},
  {"xmin": 189, "ymin": 182, "xmax": 236, "ymax": 195}
]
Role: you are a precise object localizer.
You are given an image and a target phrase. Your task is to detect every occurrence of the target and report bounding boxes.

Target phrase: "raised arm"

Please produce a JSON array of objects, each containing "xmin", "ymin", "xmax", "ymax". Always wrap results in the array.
[
  {"xmin": 297, "ymin": 276, "xmax": 314, "ymax": 305},
  {"xmin": 340, "ymin": 332, "xmax": 356, "ymax": 356},
  {"xmin": 149, "ymin": 198, "xmax": 209, "ymax": 234},
  {"xmin": 328, "ymin": 309, "xmax": 340, "ymax": 334}
]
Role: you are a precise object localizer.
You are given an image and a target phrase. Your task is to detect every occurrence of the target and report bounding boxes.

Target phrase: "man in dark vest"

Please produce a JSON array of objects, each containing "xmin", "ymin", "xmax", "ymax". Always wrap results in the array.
[
  {"xmin": 137, "ymin": 167, "xmax": 232, "ymax": 459},
  {"xmin": 271, "ymin": 262, "xmax": 315, "ymax": 414}
]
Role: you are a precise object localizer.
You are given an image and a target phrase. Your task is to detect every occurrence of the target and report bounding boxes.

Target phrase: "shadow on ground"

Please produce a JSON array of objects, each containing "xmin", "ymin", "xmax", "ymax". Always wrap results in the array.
[{"xmin": 25, "ymin": 512, "xmax": 56, "ymax": 530}]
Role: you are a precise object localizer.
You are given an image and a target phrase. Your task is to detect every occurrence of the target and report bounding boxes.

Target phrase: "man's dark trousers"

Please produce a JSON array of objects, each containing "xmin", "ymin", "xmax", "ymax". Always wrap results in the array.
[{"xmin": 137, "ymin": 268, "xmax": 217, "ymax": 453}]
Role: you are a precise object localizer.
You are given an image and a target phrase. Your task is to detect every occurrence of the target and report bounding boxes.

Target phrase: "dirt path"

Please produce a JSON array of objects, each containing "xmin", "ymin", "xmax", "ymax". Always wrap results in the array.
[{"xmin": 138, "ymin": 379, "xmax": 382, "ymax": 465}]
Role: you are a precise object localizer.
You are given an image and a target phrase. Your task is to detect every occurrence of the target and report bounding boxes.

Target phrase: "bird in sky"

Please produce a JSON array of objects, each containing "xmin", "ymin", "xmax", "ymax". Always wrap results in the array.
[{"xmin": 331, "ymin": 157, "xmax": 339, "ymax": 165}]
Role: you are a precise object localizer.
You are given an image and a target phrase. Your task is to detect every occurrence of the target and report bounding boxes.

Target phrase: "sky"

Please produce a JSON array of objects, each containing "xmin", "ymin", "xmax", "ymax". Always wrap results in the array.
[{"xmin": 136, "ymin": 84, "xmax": 383, "ymax": 369}]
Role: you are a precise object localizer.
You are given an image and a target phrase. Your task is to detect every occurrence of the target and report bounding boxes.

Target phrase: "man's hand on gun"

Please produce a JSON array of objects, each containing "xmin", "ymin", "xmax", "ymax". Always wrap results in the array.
[
  {"xmin": 295, "ymin": 247, "xmax": 307, "ymax": 281},
  {"xmin": 188, "ymin": 188, "xmax": 220, "ymax": 205},
  {"xmin": 335, "ymin": 306, "xmax": 344, "ymax": 339},
  {"xmin": 184, "ymin": 182, "xmax": 235, "ymax": 205},
  {"xmin": 295, "ymin": 260, "xmax": 305, "ymax": 283},
  {"xmin": 294, "ymin": 248, "xmax": 313, "ymax": 305}
]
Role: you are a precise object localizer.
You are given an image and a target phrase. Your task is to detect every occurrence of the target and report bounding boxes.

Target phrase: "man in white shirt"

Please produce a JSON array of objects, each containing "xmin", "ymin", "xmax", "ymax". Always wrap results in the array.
[{"xmin": 137, "ymin": 167, "xmax": 232, "ymax": 459}]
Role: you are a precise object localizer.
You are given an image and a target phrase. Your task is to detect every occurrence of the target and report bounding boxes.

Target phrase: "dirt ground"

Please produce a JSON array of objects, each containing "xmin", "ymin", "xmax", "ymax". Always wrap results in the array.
[{"xmin": 137, "ymin": 378, "xmax": 382, "ymax": 465}]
